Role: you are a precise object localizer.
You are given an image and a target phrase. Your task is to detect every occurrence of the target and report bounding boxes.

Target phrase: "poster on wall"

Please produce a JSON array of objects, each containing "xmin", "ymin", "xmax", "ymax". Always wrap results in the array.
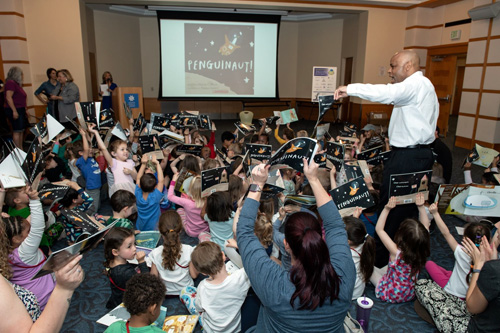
[{"xmin": 311, "ymin": 66, "xmax": 337, "ymax": 102}]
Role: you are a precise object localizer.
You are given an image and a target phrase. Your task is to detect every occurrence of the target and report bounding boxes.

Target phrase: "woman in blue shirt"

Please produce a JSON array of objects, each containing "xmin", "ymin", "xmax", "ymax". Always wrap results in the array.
[
  {"xmin": 34, "ymin": 67, "xmax": 57, "ymax": 116},
  {"xmin": 237, "ymin": 160, "xmax": 355, "ymax": 332},
  {"xmin": 99, "ymin": 71, "xmax": 117, "ymax": 110}
]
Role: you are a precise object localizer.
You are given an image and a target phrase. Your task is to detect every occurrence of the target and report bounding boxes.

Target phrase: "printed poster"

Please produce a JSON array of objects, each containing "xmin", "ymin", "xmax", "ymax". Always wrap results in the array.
[{"xmin": 311, "ymin": 66, "xmax": 337, "ymax": 102}]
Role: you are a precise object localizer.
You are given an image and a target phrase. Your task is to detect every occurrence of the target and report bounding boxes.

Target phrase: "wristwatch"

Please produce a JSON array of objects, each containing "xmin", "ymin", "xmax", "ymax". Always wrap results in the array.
[{"xmin": 249, "ymin": 184, "xmax": 262, "ymax": 193}]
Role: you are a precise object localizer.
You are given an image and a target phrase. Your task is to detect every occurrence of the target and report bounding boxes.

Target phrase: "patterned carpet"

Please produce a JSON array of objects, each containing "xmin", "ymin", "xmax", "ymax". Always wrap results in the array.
[{"xmin": 58, "ymin": 118, "xmax": 480, "ymax": 332}]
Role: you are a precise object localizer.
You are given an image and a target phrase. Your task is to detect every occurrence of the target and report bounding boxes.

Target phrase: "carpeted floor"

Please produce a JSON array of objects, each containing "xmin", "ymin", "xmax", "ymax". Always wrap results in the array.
[{"xmin": 56, "ymin": 117, "xmax": 483, "ymax": 332}]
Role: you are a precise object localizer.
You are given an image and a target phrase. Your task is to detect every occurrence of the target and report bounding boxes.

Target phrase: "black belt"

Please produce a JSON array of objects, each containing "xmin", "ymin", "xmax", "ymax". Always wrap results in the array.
[{"xmin": 391, "ymin": 144, "xmax": 431, "ymax": 150}]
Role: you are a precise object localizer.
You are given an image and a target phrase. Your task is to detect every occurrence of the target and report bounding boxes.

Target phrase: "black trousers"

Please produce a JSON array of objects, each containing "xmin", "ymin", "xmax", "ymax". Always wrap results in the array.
[{"xmin": 374, "ymin": 145, "xmax": 434, "ymax": 268}]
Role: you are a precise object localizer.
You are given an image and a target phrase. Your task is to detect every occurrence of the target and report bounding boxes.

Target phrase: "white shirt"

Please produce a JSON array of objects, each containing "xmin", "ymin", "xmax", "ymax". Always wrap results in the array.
[
  {"xmin": 444, "ymin": 246, "xmax": 471, "ymax": 298},
  {"xmin": 195, "ymin": 268, "xmax": 251, "ymax": 333},
  {"xmin": 350, "ymin": 244, "xmax": 365, "ymax": 300},
  {"xmin": 347, "ymin": 71, "xmax": 438, "ymax": 147},
  {"xmin": 147, "ymin": 244, "xmax": 194, "ymax": 295}
]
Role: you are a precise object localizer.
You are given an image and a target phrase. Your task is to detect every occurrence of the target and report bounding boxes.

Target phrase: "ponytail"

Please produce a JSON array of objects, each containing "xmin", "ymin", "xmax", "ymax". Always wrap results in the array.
[
  {"xmin": 464, "ymin": 222, "xmax": 491, "ymax": 284},
  {"xmin": 344, "ymin": 216, "xmax": 376, "ymax": 283},
  {"xmin": 158, "ymin": 211, "xmax": 183, "ymax": 271},
  {"xmin": 285, "ymin": 212, "xmax": 340, "ymax": 310}
]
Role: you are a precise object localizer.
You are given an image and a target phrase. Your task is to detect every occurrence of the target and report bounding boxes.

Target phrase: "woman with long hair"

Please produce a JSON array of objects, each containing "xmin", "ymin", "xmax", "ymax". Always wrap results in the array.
[
  {"xmin": 4, "ymin": 66, "xmax": 27, "ymax": 149},
  {"xmin": 50, "ymin": 69, "xmax": 80, "ymax": 129},
  {"xmin": 236, "ymin": 159, "xmax": 355, "ymax": 332},
  {"xmin": 99, "ymin": 71, "xmax": 117, "ymax": 110}
]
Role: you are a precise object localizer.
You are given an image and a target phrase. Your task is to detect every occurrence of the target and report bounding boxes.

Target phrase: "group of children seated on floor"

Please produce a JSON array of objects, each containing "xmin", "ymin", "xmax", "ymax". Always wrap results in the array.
[{"xmin": 1, "ymin": 117, "xmax": 500, "ymax": 332}]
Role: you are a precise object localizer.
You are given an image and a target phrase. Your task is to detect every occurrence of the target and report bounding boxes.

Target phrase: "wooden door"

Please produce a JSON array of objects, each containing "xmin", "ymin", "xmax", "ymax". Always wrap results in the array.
[{"xmin": 426, "ymin": 55, "xmax": 457, "ymax": 137}]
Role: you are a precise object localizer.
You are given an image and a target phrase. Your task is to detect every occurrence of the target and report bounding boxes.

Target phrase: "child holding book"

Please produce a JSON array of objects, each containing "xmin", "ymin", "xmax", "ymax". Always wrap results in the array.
[
  {"xmin": 4, "ymin": 187, "xmax": 56, "ymax": 310},
  {"xmin": 75, "ymin": 127, "xmax": 102, "ymax": 214},
  {"xmin": 201, "ymin": 191, "xmax": 235, "ymax": 248},
  {"xmin": 89, "ymin": 124, "xmax": 136, "ymax": 196},
  {"xmin": 148, "ymin": 211, "xmax": 198, "ymax": 295},
  {"xmin": 105, "ymin": 273, "xmax": 166, "ymax": 333},
  {"xmin": 135, "ymin": 154, "xmax": 164, "ymax": 231},
  {"xmin": 104, "ymin": 227, "xmax": 149, "ymax": 309},
  {"xmin": 105, "ymin": 190, "xmax": 137, "ymax": 230},
  {"xmin": 180, "ymin": 241, "xmax": 251, "ymax": 332}
]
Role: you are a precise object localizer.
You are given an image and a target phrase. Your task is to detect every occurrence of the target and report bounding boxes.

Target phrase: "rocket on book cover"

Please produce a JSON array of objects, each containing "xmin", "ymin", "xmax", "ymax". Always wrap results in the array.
[
  {"xmin": 201, "ymin": 166, "xmax": 230, "ymax": 197},
  {"xmin": 246, "ymin": 143, "xmax": 272, "ymax": 162},
  {"xmin": 99, "ymin": 109, "xmax": 115, "ymax": 129},
  {"xmin": 176, "ymin": 144, "xmax": 203, "ymax": 156},
  {"xmin": 268, "ymin": 137, "xmax": 318, "ymax": 173},
  {"xmin": 133, "ymin": 113, "xmax": 146, "ymax": 133},
  {"xmin": 357, "ymin": 145, "xmax": 384, "ymax": 166},
  {"xmin": 39, "ymin": 183, "xmax": 70, "ymax": 201},
  {"xmin": 325, "ymin": 141, "xmax": 344, "ymax": 172},
  {"xmin": 329, "ymin": 177, "xmax": 375, "ymax": 212},
  {"xmin": 21, "ymin": 139, "xmax": 45, "ymax": 184}
]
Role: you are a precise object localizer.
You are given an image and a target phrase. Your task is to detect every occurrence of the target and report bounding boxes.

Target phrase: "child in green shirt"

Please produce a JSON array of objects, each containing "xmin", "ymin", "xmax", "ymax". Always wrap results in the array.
[{"xmin": 106, "ymin": 190, "xmax": 137, "ymax": 230}]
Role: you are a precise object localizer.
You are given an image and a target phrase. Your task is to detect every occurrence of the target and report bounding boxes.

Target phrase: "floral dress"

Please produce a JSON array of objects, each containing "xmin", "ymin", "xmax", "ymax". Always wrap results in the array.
[{"xmin": 375, "ymin": 250, "xmax": 416, "ymax": 303}]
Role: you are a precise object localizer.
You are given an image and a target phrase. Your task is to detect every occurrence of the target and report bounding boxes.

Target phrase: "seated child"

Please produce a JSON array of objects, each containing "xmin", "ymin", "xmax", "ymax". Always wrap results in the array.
[
  {"xmin": 180, "ymin": 241, "xmax": 251, "ymax": 332},
  {"xmin": 106, "ymin": 190, "xmax": 137, "ymax": 230},
  {"xmin": 148, "ymin": 211, "xmax": 197, "ymax": 295},
  {"xmin": 201, "ymin": 191, "xmax": 235, "ymax": 248},
  {"xmin": 4, "ymin": 187, "xmax": 56, "ymax": 310},
  {"xmin": 135, "ymin": 155, "xmax": 164, "ymax": 231},
  {"xmin": 105, "ymin": 273, "xmax": 166, "ymax": 333},
  {"xmin": 104, "ymin": 227, "xmax": 149, "ymax": 309},
  {"xmin": 43, "ymin": 154, "xmax": 66, "ymax": 182}
]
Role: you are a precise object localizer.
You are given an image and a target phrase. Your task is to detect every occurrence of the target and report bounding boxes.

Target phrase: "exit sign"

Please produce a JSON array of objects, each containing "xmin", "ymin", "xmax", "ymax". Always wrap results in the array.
[{"xmin": 451, "ymin": 30, "xmax": 461, "ymax": 40}]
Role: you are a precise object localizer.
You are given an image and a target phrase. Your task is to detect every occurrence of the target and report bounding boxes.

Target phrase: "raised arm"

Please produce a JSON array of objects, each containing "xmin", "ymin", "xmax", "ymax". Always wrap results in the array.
[
  {"xmin": 376, "ymin": 197, "xmax": 399, "ymax": 258},
  {"xmin": 79, "ymin": 127, "xmax": 89, "ymax": 160},
  {"xmin": 88, "ymin": 123, "xmax": 113, "ymax": 167},
  {"xmin": 464, "ymin": 236, "xmax": 490, "ymax": 314},
  {"xmin": 153, "ymin": 156, "xmax": 164, "ymax": 192},
  {"xmin": 136, "ymin": 155, "xmax": 148, "ymax": 189},
  {"xmin": 302, "ymin": 158, "xmax": 330, "ymax": 208},
  {"xmin": 428, "ymin": 203, "xmax": 458, "ymax": 252},
  {"xmin": 415, "ymin": 192, "xmax": 430, "ymax": 231},
  {"xmin": 17, "ymin": 188, "xmax": 45, "ymax": 265}
]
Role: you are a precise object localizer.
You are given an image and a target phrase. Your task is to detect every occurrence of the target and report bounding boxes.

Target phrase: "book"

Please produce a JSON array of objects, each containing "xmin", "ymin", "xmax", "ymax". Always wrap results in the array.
[
  {"xmin": 317, "ymin": 95, "xmax": 334, "ymax": 126},
  {"xmin": 174, "ymin": 167, "xmax": 197, "ymax": 194},
  {"xmin": 151, "ymin": 113, "xmax": 170, "ymax": 132},
  {"xmin": 261, "ymin": 169, "xmax": 285, "ymax": 200},
  {"xmin": 313, "ymin": 152, "xmax": 328, "ymax": 169},
  {"xmin": 134, "ymin": 231, "xmax": 161, "ymax": 250},
  {"xmin": 76, "ymin": 101, "xmax": 99, "ymax": 128},
  {"xmin": 99, "ymin": 108, "xmax": 115, "ymax": 129},
  {"xmin": 215, "ymin": 148, "xmax": 232, "ymax": 167},
  {"xmin": 245, "ymin": 143, "xmax": 272, "ymax": 162},
  {"xmin": 162, "ymin": 315, "xmax": 199, "ymax": 332},
  {"xmin": 274, "ymin": 108, "xmax": 298, "ymax": 125},
  {"xmin": 325, "ymin": 141, "xmax": 344, "ymax": 172},
  {"xmin": 389, "ymin": 170, "xmax": 432, "ymax": 205},
  {"xmin": 110, "ymin": 123, "xmax": 128, "ymax": 142},
  {"xmin": 30, "ymin": 116, "xmax": 48, "ymax": 138},
  {"xmin": 97, "ymin": 303, "xmax": 167, "ymax": 328},
  {"xmin": 197, "ymin": 114, "xmax": 212, "ymax": 130},
  {"xmin": 123, "ymin": 101, "xmax": 132, "ymax": 119},
  {"xmin": 344, "ymin": 122, "xmax": 357, "ymax": 133},
  {"xmin": 201, "ymin": 166, "xmax": 230, "ymax": 197},
  {"xmin": 234, "ymin": 122, "xmax": 256, "ymax": 136},
  {"xmin": 446, "ymin": 184, "xmax": 500, "ymax": 217},
  {"xmin": 38, "ymin": 183, "xmax": 70, "ymax": 201},
  {"xmin": 0, "ymin": 147, "xmax": 27, "ymax": 188},
  {"xmin": 357, "ymin": 145, "xmax": 385, "ymax": 166},
  {"xmin": 33, "ymin": 220, "xmax": 117, "ymax": 279},
  {"xmin": 329, "ymin": 177, "xmax": 375, "ymax": 217},
  {"xmin": 138, "ymin": 135, "xmax": 163, "ymax": 160},
  {"xmin": 60, "ymin": 209, "xmax": 104, "ymax": 238},
  {"xmin": 133, "ymin": 113, "xmax": 146, "ymax": 133},
  {"xmin": 342, "ymin": 160, "xmax": 372, "ymax": 183},
  {"xmin": 284, "ymin": 195, "xmax": 316, "ymax": 207},
  {"xmin": 176, "ymin": 144, "xmax": 203, "ymax": 156},
  {"xmin": 434, "ymin": 184, "xmax": 471, "ymax": 214},
  {"xmin": 268, "ymin": 137, "xmax": 319, "ymax": 173},
  {"xmin": 158, "ymin": 129, "xmax": 185, "ymax": 144},
  {"xmin": 260, "ymin": 115, "xmax": 280, "ymax": 127},
  {"xmin": 468, "ymin": 144, "xmax": 499, "ymax": 168},
  {"xmin": 178, "ymin": 114, "xmax": 198, "ymax": 128},
  {"xmin": 21, "ymin": 139, "xmax": 45, "ymax": 184},
  {"xmin": 316, "ymin": 123, "xmax": 330, "ymax": 140}
]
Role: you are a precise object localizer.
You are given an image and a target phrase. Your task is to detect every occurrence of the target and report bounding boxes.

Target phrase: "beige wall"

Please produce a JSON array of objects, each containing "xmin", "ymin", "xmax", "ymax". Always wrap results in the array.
[
  {"xmin": 277, "ymin": 22, "xmax": 299, "ymax": 98},
  {"xmin": 23, "ymin": 0, "xmax": 88, "ymax": 101},
  {"xmin": 93, "ymin": 10, "xmax": 143, "ymax": 90},
  {"xmin": 139, "ymin": 17, "xmax": 159, "ymax": 98}
]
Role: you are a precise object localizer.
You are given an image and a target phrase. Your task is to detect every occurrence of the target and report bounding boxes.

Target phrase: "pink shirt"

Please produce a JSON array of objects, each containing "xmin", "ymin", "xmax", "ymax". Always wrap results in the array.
[
  {"xmin": 111, "ymin": 158, "xmax": 135, "ymax": 184},
  {"xmin": 168, "ymin": 181, "xmax": 209, "ymax": 237}
]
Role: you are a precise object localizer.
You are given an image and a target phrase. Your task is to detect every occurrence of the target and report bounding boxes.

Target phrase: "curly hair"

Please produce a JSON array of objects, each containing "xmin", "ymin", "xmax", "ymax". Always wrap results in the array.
[
  {"xmin": 0, "ymin": 220, "xmax": 13, "ymax": 279},
  {"xmin": 158, "ymin": 211, "xmax": 183, "ymax": 271},
  {"xmin": 6, "ymin": 66, "xmax": 23, "ymax": 85},
  {"xmin": 123, "ymin": 273, "xmax": 166, "ymax": 316}
]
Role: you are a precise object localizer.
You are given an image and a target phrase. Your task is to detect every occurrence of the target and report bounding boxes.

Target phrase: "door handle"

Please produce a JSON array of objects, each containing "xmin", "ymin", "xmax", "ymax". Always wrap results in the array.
[{"xmin": 438, "ymin": 94, "xmax": 451, "ymax": 103}]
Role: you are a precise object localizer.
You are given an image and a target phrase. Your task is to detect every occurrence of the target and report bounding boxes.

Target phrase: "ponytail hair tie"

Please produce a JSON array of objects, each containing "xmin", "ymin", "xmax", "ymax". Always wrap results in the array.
[
  {"xmin": 169, "ymin": 229, "xmax": 175, "ymax": 232},
  {"xmin": 364, "ymin": 233, "xmax": 369, "ymax": 241},
  {"xmin": 303, "ymin": 227, "xmax": 311, "ymax": 234}
]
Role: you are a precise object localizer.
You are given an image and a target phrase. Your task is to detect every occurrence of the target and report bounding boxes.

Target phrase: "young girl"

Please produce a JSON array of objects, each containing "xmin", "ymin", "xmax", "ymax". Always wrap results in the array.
[
  {"xmin": 4, "ymin": 187, "xmax": 56, "ymax": 310},
  {"xmin": 200, "ymin": 191, "xmax": 235, "ymax": 248},
  {"xmin": 282, "ymin": 168, "xmax": 297, "ymax": 196},
  {"xmin": 148, "ymin": 211, "xmax": 198, "ymax": 295},
  {"xmin": 426, "ymin": 203, "xmax": 491, "ymax": 298},
  {"xmin": 370, "ymin": 195, "xmax": 430, "ymax": 303},
  {"xmin": 274, "ymin": 123, "xmax": 295, "ymax": 145},
  {"xmin": 65, "ymin": 142, "xmax": 81, "ymax": 182},
  {"xmin": 343, "ymin": 216, "xmax": 376, "ymax": 300},
  {"xmin": 89, "ymin": 124, "xmax": 136, "ymax": 195},
  {"xmin": 104, "ymin": 227, "xmax": 149, "ymax": 309},
  {"xmin": 168, "ymin": 174, "xmax": 209, "ymax": 238}
]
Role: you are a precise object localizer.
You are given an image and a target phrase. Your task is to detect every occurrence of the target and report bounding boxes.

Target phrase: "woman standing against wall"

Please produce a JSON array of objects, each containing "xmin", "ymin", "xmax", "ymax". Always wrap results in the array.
[
  {"xmin": 4, "ymin": 66, "xmax": 27, "ymax": 150},
  {"xmin": 99, "ymin": 71, "xmax": 117, "ymax": 110},
  {"xmin": 50, "ymin": 69, "xmax": 80, "ymax": 129}
]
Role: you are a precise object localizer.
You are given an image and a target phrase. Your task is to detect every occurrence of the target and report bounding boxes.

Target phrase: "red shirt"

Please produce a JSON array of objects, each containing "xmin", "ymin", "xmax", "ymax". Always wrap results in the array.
[{"xmin": 4, "ymin": 80, "xmax": 27, "ymax": 108}]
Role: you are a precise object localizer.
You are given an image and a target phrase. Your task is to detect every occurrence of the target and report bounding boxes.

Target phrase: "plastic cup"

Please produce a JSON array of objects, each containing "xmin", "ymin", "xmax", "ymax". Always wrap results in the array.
[{"xmin": 356, "ymin": 296, "xmax": 374, "ymax": 332}]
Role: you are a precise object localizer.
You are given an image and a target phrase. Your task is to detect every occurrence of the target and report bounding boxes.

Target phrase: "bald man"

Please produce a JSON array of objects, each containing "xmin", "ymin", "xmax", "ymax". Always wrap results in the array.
[{"xmin": 335, "ymin": 50, "xmax": 439, "ymax": 267}]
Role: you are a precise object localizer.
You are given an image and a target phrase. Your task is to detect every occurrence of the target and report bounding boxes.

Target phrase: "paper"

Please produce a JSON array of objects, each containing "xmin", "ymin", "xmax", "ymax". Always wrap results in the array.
[
  {"xmin": 134, "ymin": 231, "xmax": 161, "ymax": 250},
  {"xmin": 471, "ymin": 144, "xmax": 499, "ymax": 168},
  {"xmin": 100, "ymin": 84, "xmax": 110, "ymax": 97},
  {"xmin": 311, "ymin": 66, "xmax": 337, "ymax": 102},
  {"xmin": 0, "ymin": 148, "xmax": 27, "ymax": 188},
  {"xmin": 162, "ymin": 315, "xmax": 198, "ymax": 332},
  {"xmin": 97, "ymin": 304, "xmax": 167, "ymax": 328},
  {"xmin": 447, "ymin": 184, "xmax": 500, "ymax": 217},
  {"xmin": 111, "ymin": 123, "xmax": 128, "ymax": 141},
  {"xmin": 46, "ymin": 114, "xmax": 65, "ymax": 143}
]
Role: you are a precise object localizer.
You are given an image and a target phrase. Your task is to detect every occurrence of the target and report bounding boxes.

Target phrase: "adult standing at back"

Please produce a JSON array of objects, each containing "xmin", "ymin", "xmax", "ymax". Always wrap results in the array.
[
  {"xmin": 334, "ymin": 50, "xmax": 438, "ymax": 267},
  {"xmin": 50, "ymin": 69, "xmax": 80, "ymax": 130},
  {"xmin": 34, "ymin": 68, "xmax": 58, "ymax": 117},
  {"xmin": 99, "ymin": 71, "xmax": 117, "ymax": 111},
  {"xmin": 4, "ymin": 66, "xmax": 27, "ymax": 150}
]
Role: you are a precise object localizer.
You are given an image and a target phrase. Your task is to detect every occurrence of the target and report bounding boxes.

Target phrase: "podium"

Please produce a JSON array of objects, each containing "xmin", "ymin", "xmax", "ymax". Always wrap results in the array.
[{"xmin": 112, "ymin": 87, "xmax": 143, "ymax": 129}]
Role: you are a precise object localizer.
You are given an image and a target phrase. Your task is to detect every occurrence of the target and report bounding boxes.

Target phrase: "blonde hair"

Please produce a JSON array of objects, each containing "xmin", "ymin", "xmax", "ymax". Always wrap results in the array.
[
  {"xmin": 188, "ymin": 176, "xmax": 204, "ymax": 208},
  {"xmin": 296, "ymin": 130, "xmax": 308, "ymax": 138},
  {"xmin": 254, "ymin": 213, "xmax": 273, "ymax": 248},
  {"xmin": 57, "ymin": 69, "xmax": 74, "ymax": 82},
  {"xmin": 0, "ymin": 221, "xmax": 12, "ymax": 279}
]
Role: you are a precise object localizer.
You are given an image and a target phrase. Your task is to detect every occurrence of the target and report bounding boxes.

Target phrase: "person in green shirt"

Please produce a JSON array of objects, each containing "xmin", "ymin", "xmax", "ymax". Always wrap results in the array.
[
  {"xmin": 105, "ymin": 273, "xmax": 166, "ymax": 333},
  {"xmin": 106, "ymin": 190, "xmax": 137, "ymax": 231},
  {"xmin": 5, "ymin": 186, "xmax": 31, "ymax": 218}
]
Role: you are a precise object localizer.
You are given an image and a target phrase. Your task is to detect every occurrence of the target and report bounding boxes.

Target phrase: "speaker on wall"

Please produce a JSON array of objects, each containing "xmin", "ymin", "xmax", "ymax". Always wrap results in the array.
[{"xmin": 468, "ymin": 2, "xmax": 500, "ymax": 21}]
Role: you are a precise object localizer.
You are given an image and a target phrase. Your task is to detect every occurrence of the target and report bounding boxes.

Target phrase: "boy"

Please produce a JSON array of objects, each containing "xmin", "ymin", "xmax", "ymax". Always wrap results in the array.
[
  {"xmin": 5, "ymin": 186, "xmax": 30, "ymax": 218},
  {"xmin": 75, "ymin": 128, "xmax": 102, "ymax": 214},
  {"xmin": 135, "ymin": 154, "xmax": 164, "ymax": 231},
  {"xmin": 220, "ymin": 131, "xmax": 235, "ymax": 155},
  {"xmin": 105, "ymin": 273, "xmax": 166, "ymax": 333},
  {"xmin": 181, "ymin": 241, "xmax": 251, "ymax": 332},
  {"xmin": 106, "ymin": 190, "xmax": 137, "ymax": 230}
]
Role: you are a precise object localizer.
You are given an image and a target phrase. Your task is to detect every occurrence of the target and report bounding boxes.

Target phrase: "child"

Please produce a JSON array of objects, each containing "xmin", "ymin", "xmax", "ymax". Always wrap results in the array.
[
  {"xmin": 4, "ymin": 187, "xmax": 56, "ymax": 310},
  {"xmin": 425, "ymin": 203, "xmax": 491, "ymax": 298},
  {"xmin": 104, "ymin": 227, "xmax": 149, "ymax": 309},
  {"xmin": 135, "ymin": 155, "xmax": 164, "ymax": 231},
  {"xmin": 220, "ymin": 131, "xmax": 235, "ymax": 155},
  {"xmin": 180, "ymin": 241, "xmax": 251, "ymax": 332},
  {"xmin": 274, "ymin": 123, "xmax": 295, "ymax": 145},
  {"xmin": 281, "ymin": 168, "xmax": 297, "ymax": 196},
  {"xmin": 5, "ymin": 186, "xmax": 30, "ymax": 219},
  {"xmin": 370, "ymin": 195, "xmax": 430, "ymax": 303},
  {"xmin": 105, "ymin": 190, "xmax": 137, "ymax": 230},
  {"xmin": 75, "ymin": 128, "xmax": 102, "ymax": 214},
  {"xmin": 89, "ymin": 124, "xmax": 136, "ymax": 196},
  {"xmin": 148, "ymin": 211, "xmax": 197, "ymax": 295},
  {"xmin": 168, "ymin": 174, "xmax": 208, "ymax": 238},
  {"xmin": 65, "ymin": 142, "xmax": 81, "ymax": 182},
  {"xmin": 201, "ymin": 191, "xmax": 235, "ymax": 248},
  {"xmin": 43, "ymin": 154, "xmax": 66, "ymax": 182},
  {"xmin": 105, "ymin": 273, "xmax": 166, "ymax": 333},
  {"xmin": 344, "ymin": 216, "xmax": 376, "ymax": 300}
]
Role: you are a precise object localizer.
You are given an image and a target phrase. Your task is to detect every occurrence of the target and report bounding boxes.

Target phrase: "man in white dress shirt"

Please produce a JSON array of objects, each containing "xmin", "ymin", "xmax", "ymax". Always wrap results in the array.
[{"xmin": 335, "ymin": 50, "xmax": 439, "ymax": 267}]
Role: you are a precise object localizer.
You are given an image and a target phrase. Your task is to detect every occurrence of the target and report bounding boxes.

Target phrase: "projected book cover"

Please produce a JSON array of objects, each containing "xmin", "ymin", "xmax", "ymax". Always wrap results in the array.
[{"xmin": 185, "ymin": 23, "xmax": 254, "ymax": 95}]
